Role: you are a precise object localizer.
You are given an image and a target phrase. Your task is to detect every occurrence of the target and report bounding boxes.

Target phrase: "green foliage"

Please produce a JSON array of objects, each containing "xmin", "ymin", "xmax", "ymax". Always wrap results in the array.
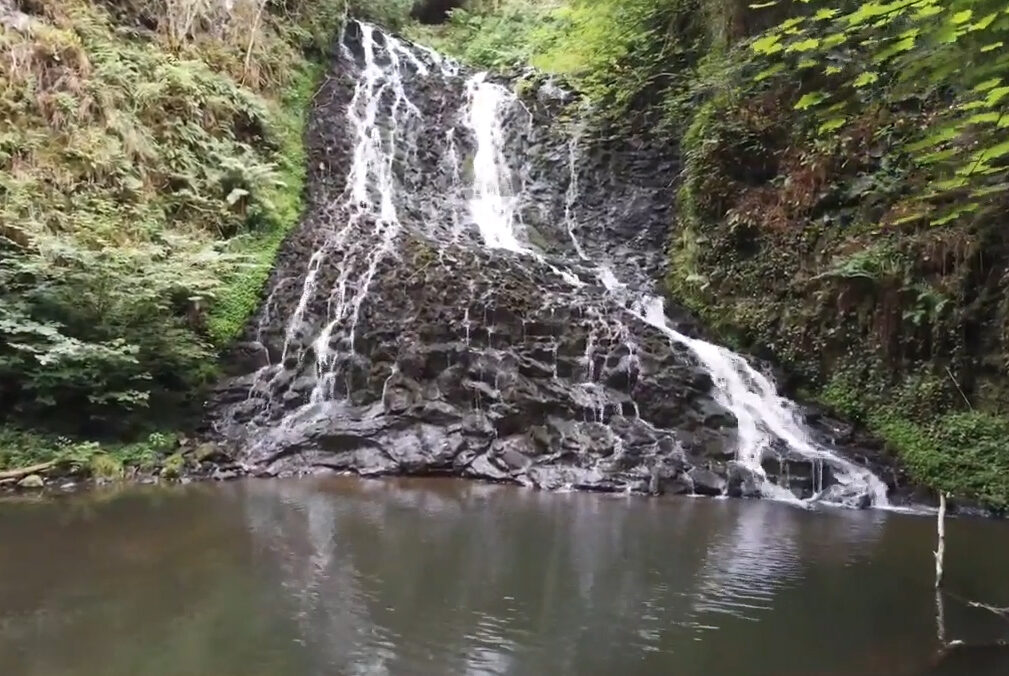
[
  {"xmin": 406, "ymin": 1, "xmax": 563, "ymax": 72},
  {"xmin": 748, "ymin": 0, "xmax": 1009, "ymax": 226},
  {"xmin": 820, "ymin": 369, "xmax": 1009, "ymax": 508},
  {"xmin": 352, "ymin": 0, "xmax": 416, "ymax": 29},
  {"xmin": 820, "ymin": 244, "xmax": 904, "ymax": 281},
  {"xmin": 0, "ymin": 426, "xmax": 178, "ymax": 477},
  {"xmin": 0, "ymin": 0, "xmax": 342, "ymax": 439},
  {"xmin": 89, "ymin": 452, "xmax": 126, "ymax": 480},
  {"xmin": 407, "ymin": 0, "xmax": 726, "ymax": 129},
  {"xmin": 162, "ymin": 452, "xmax": 186, "ymax": 479}
]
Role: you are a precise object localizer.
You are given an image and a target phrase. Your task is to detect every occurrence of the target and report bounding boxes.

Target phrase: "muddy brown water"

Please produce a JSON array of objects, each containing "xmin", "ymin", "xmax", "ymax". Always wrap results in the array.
[{"xmin": 1, "ymin": 478, "xmax": 1008, "ymax": 676}]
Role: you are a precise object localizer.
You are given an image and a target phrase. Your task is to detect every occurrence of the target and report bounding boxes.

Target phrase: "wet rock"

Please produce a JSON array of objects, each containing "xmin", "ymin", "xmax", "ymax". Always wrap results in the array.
[
  {"xmin": 726, "ymin": 462, "xmax": 762, "ymax": 499},
  {"xmin": 818, "ymin": 483, "xmax": 871, "ymax": 510},
  {"xmin": 211, "ymin": 467, "xmax": 242, "ymax": 481},
  {"xmin": 195, "ymin": 442, "xmax": 232, "ymax": 464},
  {"xmin": 465, "ymin": 454, "xmax": 510, "ymax": 482},
  {"xmin": 661, "ymin": 472, "xmax": 695, "ymax": 496},
  {"xmin": 229, "ymin": 341, "xmax": 270, "ymax": 373},
  {"xmin": 688, "ymin": 468, "xmax": 726, "ymax": 497}
]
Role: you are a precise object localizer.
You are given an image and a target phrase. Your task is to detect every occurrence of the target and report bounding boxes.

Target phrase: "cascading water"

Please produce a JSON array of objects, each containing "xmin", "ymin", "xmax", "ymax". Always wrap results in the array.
[
  {"xmin": 464, "ymin": 74, "xmax": 526, "ymax": 253},
  {"xmin": 214, "ymin": 21, "xmax": 892, "ymax": 509}
]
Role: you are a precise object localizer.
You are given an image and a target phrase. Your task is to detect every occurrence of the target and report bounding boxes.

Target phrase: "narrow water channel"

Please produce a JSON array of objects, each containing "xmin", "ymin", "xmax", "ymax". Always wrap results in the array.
[{"xmin": 1, "ymin": 479, "xmax": 1007, "ymax": 676}]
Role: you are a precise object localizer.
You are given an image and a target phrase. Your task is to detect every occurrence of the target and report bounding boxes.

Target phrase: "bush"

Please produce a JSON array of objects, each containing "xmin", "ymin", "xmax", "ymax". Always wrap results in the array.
[{"xmin": 0, "ymin": 0, "xmax": 344, "ymax": 441}]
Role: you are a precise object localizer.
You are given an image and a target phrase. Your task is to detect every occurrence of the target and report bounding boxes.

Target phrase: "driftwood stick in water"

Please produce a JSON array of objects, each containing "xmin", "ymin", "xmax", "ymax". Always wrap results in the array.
[
  {"xmin": 935, "ymin": 492, "xmax": 947, "ymax": 589},
  {"xmin": 0, "ymin": 460, "xmax": 56, "ymax": 481},
  {"xmin": 967, "ymin": 601, "xmax": 1009, "ymax": 621}
]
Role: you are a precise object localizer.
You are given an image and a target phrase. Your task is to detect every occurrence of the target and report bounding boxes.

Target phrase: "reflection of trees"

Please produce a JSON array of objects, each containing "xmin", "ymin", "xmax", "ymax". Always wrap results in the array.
[
  {"xmin": 690, "ymin": 502, "xmax": 801, "ymax": 624},
  {"xmin": 1, "ymin": 481, "xmax": 919, "ymax": 676},
  {"xmin": 243, "ymin": 481, "xmax": 834, "ymax": 674},
  {"xmin": 0, "ymin": 485, "xmax": 307, "ymax": 676}
]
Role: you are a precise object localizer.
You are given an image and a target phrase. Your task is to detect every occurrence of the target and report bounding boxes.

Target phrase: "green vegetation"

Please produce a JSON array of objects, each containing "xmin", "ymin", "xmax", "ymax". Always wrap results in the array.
[
  {"xmin": 0, "ymin": 0, "xmax": 399, "ymax": 475},
  {"xmin": 660, "ymin": 1, "xmax": 1009, "ymax": 506},
  {"xmin": 0, "ymin": 425, "xmax": 176, "ymax": 480},
  {"xmin": 406, "ymin": 0, "xmax": 728, "ymax": 130},
  {"xmin": 822, "ymin": 370, "xmax": 1009, "ymax": 508},
  {"xmin": 404, "ymin": 0, "xmax": 1009, "ymax": 506}
]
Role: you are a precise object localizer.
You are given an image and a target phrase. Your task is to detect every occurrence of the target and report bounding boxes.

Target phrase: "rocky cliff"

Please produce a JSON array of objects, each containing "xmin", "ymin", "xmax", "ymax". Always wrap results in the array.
[{"xmin": 208, "ymin": 21, "xmax": 900, "ymax": 506}]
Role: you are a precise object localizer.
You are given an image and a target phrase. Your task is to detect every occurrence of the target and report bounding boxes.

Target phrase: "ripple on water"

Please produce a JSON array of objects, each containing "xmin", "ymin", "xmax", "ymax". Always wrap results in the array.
[{"xmin": 686, "ymin": 505, "xmax": 801, "ymax": 627}]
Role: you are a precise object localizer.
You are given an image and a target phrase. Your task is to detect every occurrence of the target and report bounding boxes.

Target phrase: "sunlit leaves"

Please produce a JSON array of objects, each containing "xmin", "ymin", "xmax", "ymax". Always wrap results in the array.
[
  {"xmin": 787, "ymin": 37, "xmax": 821, "ymax": 52},
  {"xmin": 853, "ymin": 71, "xmax": 880, "ymax": 86},
  {"xmin": 971, "ymin": 12, "xmax": 998, "ymax": 30},
  {"xmin": 795, "ymin": 91, "xmax": 828, "ymax": 109},
  {"xmin": 985, "ymin": 86, "xmax": 1009, "ymax": 105},
  {"xmin": 951, "ymin": 9, "xmax": 973, "ymax": 24},
  {"xmin": 748, "ymin": 0, "xmax": 1009, "ymax": 225},
  {"xmin": 755, "ymin": 63, "xmax": 787, "ymax": 81},
  {"xmin": 819, "ymin": 116, "xmax": 847, "ymax": 133},
  {"xmin": 753, "ymin": 34, "xmax": 784, "ymax": 54}
]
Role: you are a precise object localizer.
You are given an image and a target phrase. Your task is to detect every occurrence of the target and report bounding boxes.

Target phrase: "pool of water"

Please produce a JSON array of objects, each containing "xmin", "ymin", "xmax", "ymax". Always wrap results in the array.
[{"xmin": 1, "ymin": 478, "xmax": 1008, "ymax": 675}]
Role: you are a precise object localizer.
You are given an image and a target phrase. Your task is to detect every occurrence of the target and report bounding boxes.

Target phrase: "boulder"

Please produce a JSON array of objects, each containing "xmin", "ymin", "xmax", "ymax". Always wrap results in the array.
[
  {"xmin": 688, "ymin": 468, "xmax": 726, "ymax": 497},
  {"xmin": 726, "ymin": 461, "xmax": 762, "ymax": 499},
  {"xmin": 17, "ymin": 474, "xmax": 44, "ymax": 489}
]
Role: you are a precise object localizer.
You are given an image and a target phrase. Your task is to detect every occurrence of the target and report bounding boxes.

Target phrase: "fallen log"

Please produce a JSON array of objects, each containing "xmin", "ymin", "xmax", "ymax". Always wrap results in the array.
[{"xmin": 0, "ymin": 460, "xmax": 57, "ymax": 481}]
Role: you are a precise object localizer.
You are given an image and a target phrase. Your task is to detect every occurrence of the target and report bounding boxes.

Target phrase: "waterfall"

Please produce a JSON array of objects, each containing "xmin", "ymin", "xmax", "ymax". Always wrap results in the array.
[
  {"xmin": 464, "ymin": 73, "xmax": 526, "ymax": 253},
  {"xmin": 217, "ymin": 21, "xmax": 891, "ymax": 509}
]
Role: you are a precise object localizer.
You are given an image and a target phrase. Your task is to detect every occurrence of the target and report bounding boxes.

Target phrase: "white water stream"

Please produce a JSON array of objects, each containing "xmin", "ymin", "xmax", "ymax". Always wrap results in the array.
[
  {"xmin": 454, "ymin": 55, "xmax": 887, "ymax": 507},
  {"xmin": 249, "ymin": 22, "xmax": 889, "ymax": 508}
]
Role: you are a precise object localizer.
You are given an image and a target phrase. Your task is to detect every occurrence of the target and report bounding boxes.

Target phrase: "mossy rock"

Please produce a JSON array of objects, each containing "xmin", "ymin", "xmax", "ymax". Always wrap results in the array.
[
  {"xmin": 161, "ymin": 453, "xmax": 186, "ymax": 480},
  {"xmin": 88, "ymin": 453, "xmax": 125, "ymax": 480}
]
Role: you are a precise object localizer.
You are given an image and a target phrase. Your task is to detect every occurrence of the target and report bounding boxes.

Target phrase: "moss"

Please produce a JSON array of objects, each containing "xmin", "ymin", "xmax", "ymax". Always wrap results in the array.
[
  {"xmin": 204, "ymin": 63, "xmax": 324, "ymax": 345},
  {"xmin": 88, "ymin": 453, "xmax": 125, "ymax": 480},
  {"xmin": 161, "ymin": 453, "xmax": 186, "ymax": 480}
]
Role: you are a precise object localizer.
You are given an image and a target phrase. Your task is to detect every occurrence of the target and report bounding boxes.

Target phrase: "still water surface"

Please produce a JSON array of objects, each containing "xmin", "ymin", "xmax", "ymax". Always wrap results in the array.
[{"xmin": 1, "ymin": 479, "xmax": 1008, "ymax": 676}]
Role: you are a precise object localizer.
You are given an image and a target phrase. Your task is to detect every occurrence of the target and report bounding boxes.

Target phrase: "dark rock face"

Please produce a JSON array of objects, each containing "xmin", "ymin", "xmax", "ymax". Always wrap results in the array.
[
  {"xmin": 411, "ymin": 0, "xmax": 464, "ymax": 24},
  {"xmin": 206, "ymin": 23, "xmax": 902, "ymax": 505}
]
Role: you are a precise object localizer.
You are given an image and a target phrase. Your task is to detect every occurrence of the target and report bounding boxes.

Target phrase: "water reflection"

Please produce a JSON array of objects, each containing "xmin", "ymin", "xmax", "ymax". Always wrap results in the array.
[
  {"xmin": 690, "ymin": 502, "xmax": 801, "ymax": 623},
  {"xmin": 2, "ymin": 480, "xmax": 1009, "ymax": 676},
  {"xmin": 239, "ymin": 480, "xmax": 898, "ymax": 674}
]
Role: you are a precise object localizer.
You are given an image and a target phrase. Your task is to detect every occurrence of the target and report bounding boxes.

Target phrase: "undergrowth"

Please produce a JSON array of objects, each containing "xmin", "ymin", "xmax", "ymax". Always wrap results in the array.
[
  {"xmin": 822, "ymin": 370, "xmax": 1009, "ymax": 509},
  {"xmin": 0, "ymin": 0, "xmax": 361, "ymax": 469},
  {"xmin": 0, "ymin": 425, "xmax": 177, "ymax": 479}
]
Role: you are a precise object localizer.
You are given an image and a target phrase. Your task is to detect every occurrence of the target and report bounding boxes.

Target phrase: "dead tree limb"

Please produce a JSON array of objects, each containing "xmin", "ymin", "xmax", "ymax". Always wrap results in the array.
[
  {"xmin": 0, "ymin": 461, "xmax": 56, "ymax": 481},
  {"xmin": 935, "ymin": 492, "xmax": 947, "ymax": 589}
]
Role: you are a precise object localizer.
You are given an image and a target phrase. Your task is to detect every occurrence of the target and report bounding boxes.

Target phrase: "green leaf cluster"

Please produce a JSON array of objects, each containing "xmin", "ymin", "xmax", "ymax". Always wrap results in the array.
[{"xmin": 748, "ymin": 0, "xmax": 1009, "ymax": 226}]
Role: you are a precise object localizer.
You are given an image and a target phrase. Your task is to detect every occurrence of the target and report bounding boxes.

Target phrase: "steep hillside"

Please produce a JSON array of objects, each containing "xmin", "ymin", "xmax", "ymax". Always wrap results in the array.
[{"xmin": 0, "ymin": 0, "xmax": 404, "ymax": 476}]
